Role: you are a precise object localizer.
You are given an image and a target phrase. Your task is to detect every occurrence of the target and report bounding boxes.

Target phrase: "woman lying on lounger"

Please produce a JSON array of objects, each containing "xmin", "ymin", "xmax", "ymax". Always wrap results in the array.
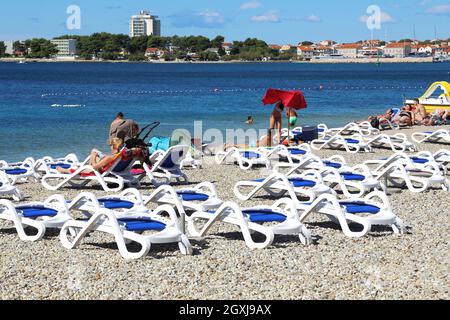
[{"xmin": 56, "ymin": 138, "xmax": 124, "ymax": 174}]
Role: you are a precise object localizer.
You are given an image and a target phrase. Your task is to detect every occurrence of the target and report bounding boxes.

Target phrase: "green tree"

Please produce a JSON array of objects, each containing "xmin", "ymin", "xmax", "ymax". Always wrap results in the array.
[
  {"xmin": 210, "ymin": 35, "xmax": 225, "ymax": 48},
  {"xmin": 301, "ymin": 41, "xmax": 314, "ymax": 46},
  {"xmin": 218, "ymin": 46, "xmax": 226, "ymax": 57},
  {"xmin": 128, "ymin": 54, "xmax": 147, "ymax": 62},
  {"xmin": 0, "ymin": 41, "xmax": 6, "ymax": 56},
  {"xmin": 129, "ymin": 36, "xmax": 149, "ymax": 54},
  {"xmin": 26, "ymin": 38, "xmax": 58, "ymax": 58}
]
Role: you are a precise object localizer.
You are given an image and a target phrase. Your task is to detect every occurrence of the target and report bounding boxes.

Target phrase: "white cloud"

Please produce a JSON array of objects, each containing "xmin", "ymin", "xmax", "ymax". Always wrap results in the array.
[
  {"xmin": 171, "ymin": 10, "xmax": 227, "ymax": 28},
  {"xmin": 359, "ymin": 11, "xmax": 396, "ymax": 24},
  {"xmin": 427, "ymin": 4, "xmax": 450, "ymax": 15},
  {"xmin": 306, "ymin": 14, "xmax": 321, "ymax": 22},
  {"xmin": 201, "ymin": 10, "xmax": 225, "ymax": 25},
  {"xmin": 240, "ymin": 1, "xmax": 262, "ymax": 10},
  {"xmin": 251, "ymin": 11, "xmax": 279, "ymax": 23}
]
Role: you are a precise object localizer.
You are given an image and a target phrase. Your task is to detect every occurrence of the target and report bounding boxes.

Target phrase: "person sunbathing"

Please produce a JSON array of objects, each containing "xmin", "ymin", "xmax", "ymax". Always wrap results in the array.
[
  {"xmin": 411, "ymin": 99, "xmax": 430, "ymax": 125},
  {"xmin": 398, "ymin": 105, "xmax": 414, "ymax": 127},
  {"xmin": 56, "ymin": 138, "xmax": 124, "ymax": 174},
  {"xmin": 367, "ymin": 108, "xmax": 395, "ymax": 129},
  {"xmin": 422, "ymin": 109, "xmax": 449, "ymax": 126}
]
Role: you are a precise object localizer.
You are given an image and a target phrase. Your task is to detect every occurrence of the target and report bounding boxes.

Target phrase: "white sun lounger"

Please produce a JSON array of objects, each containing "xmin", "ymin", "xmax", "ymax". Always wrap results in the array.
[
  {"xmin": 59, "ymin": 192, "xmax": 192, "ymax": 260},
  {"xmin": 140, "ymin": 145, "xmax": 189, "ymax": 186},
  {"xmin": 273, "ymin": 152, "xmax": 350, "ymax": 173},
  {"xmin": 0, "ymin": 158, "xmax": 36, "ymax": 185},
  {"xmin": 411, "ymin": 129, "xmax": 450, "ymax": 144},
  {"xmin": 318, "ymin": 122, "xmax": 380, "ymax": 138},
  {"xmin": 32, "ymin": 153, "xmax": 82, "ymax": 180},
  {"xmin": 364, "ymin": 153, "xmax": 450, "ymax": 193},
  {"xmin": 414, "ymin": 149, "xmax": 450, "ymax": 172},
  {"xmin": 311, "ymin": 134, "xmax": 372, "ymax": 153},
  {"xmin": 256, "ymin": 144, "xmax": 311, "ymax": 165},
  {"xmin": 41, "ymin": 148, "xmax": 140, "ymax": 192},
  {"xmin": 0, "ymin": 195, "xmax": 71, "ymax": 241},
  {"xmin": 215, "ymin": 147, "xmax": 271, "ymax": 170},
  {"xmin": 0, "ymin": 171, "xmax": 23, "ymax": 201},
  {"xmin": 282, "ymin": 164, "xmax": 381, "ymax": 198},
  {"xmin": 296, "ymin": 191, "xmax": 406, "ymax": 238},
  {"xmin": 365, "ymin": 133, "xmax": 417, "ymax": 152},
  {"xmin": 187, "ymin": 198, "xmax": 312, "ymax": 249},
  {"xmin": 234, "ymin": 171, "xmax": 333, "ymax": 202}
]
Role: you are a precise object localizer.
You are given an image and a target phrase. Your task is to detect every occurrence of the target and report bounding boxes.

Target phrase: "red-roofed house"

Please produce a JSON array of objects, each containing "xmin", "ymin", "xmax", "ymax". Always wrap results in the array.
[
  {"xmin": 269, "ymin": 44, "xmax": 282, "ymax": 51},
  {"xmin": 314, "ymin": 46, "xmax": 333, "ymax": 56},
  {"xmin": 145, "ymin": 48, "xmax": 166, "ymax": 59},
  {"xmin": 336, "ymin": 43, "xmax": 362, "ymax": 58},
  {"xmin": 222, "ymin": 42, "xmax": 233, "ymax": 55},
  {"xmin": 280, "ymin": 44, "xmax": 294, "ymax": 52},
  {"xmin": 297, "ymin": 45, "xmax": 314, "ymax": 59},
  {"xmin": 383, "ymin": 42, "xmax": 411, "ymax": 58},
  {"xmin": 319, "ymin": 40, "xmax": 336, "ymax": 47}
]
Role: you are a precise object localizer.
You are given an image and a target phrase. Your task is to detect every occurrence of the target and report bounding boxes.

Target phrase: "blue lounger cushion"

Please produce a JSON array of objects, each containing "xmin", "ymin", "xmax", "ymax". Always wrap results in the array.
[
  {"xmin": 287, "ymin": 148, "xmax": 307, "ymax": 155},
  {"xmin": 340, "ymin": 173, "xmax": 366, "ymax": 181},
  {"xmin": 241, "ymin": 151, "xmax": 261, "ymax": 159},
  {"xmin": 410, "ymin": 157, "xmax": 429, "ymax": 164},
  {"xmin": 242, "ymin": 209, "xmax": 287, "ymax": 223},
  {"xmin": 16, "ymin": 206, "xmax": 59, "ymax": 218},
  {"xmin": 345, "ymin": 139, "xmax": 360, "ymax": 144},
  {"xmin": 254, "ymin": 178, "xmax": 316, "ymax": 188},
  {"xmin": 339, "ymin": 202, "xmax": 380, "ymax": 214},
  {"xmin": 50, "ymin": 163, "xmax": 71, "ymax": 170},
  {"xmin": 177, "ymin": 191, "xmax": 209, "ymax": 202},
  {"xmin": 5, "ymin": 169, "xmax": 28, "ymax": 175},
  {"xmin": 323, "ymin": 161, "xmax": 342, "ymax": 169},
  {"xmin": 118, "ymin": 218, "xmax": 166, "ymax": 232},
  {"xmin": 98, "ymin": 199, "xmax": 135, "ymax": 209}
]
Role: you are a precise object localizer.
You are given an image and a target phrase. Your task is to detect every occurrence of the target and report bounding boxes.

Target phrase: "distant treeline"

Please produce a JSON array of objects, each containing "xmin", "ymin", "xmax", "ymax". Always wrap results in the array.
[
  {"xmin": 0, "ymin": 33, "xmax": 297, "ymax": 61},
  {"xmin": 53, "ymin": 33, "xmax": 297, "ymax": 61}
]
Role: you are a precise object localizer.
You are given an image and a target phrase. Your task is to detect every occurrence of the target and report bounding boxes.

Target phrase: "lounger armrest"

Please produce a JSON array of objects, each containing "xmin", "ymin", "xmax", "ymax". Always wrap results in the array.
[{"xmin": 68, "ymin": 192, "xmax": 102, "ymax": 211}]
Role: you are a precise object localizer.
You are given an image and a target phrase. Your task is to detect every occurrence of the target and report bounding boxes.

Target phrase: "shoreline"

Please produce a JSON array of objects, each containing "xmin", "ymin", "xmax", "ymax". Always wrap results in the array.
[{"xmin": 0, "ymin": 57, "xmax": 437, "ymax": 64}]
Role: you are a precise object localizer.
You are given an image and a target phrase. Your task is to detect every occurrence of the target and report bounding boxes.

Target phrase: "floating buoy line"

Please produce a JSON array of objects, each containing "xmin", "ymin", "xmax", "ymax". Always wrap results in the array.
[{"xmin": 41, "ymin": 85, "xmax": 428, "ymax": 98}]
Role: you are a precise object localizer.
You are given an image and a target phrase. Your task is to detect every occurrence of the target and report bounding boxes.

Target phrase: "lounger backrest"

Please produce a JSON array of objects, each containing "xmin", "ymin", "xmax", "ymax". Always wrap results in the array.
[
  {"xmin": 159, "ymin": 146, "xmax": 188, "ymax": 169},
  {"xmin": 102, "ymin": 148, "xmax": 135, "ymax": 174}
]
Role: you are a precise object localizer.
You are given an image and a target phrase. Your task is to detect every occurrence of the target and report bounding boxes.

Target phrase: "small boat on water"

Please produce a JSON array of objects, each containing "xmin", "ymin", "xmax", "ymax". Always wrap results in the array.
[
  {"xmin": 51, "ymin": 104, "xmax": 84, "ymax": 108},
  {"xmin": 405, "ymin": 81, "xmax": 450, "ymax": 113}
]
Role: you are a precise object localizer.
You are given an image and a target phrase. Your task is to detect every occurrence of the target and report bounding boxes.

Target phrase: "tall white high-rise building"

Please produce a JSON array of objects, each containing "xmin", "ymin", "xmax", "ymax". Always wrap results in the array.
[{"xmin": 129, "ymin": 10, "xmax": 161, "ymax": 37}]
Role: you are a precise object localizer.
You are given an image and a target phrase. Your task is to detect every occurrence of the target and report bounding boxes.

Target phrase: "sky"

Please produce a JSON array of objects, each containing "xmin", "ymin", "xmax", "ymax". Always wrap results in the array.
[{"xmin": 0, "ymin": 0, "xmax": 449, "ymax": 43}]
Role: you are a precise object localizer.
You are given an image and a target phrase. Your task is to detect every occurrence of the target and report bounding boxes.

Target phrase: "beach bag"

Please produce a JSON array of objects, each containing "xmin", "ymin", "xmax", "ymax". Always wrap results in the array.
[
  {"xmin": 370, "ymin": 118, "xmax": 380, "ymax": 129},
  {"xmin": 149, "ymin": 136, "xmax": 171, "ymax": 154}
]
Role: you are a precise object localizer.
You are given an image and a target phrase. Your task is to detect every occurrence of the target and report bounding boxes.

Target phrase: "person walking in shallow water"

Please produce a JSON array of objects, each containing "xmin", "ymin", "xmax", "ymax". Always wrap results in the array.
[
  {"xmin": 286, "ymin": 107, "xmax": 298, "ymax": 129},
  {"xmin": 267, "ymin": 102, "xmax": 284, "ymax": 146}
]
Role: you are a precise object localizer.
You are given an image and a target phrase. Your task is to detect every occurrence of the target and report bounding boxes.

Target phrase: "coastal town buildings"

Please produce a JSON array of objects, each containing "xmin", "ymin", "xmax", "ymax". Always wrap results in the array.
[
  {"xmin": 296, "ymin": 45, "xmax": 314, "ymax": 59},
  {"xmin": 383, "ymin": 42, "xmax": 412, "ymax": 58},
  {"xmin": 129, "ymin": 10, "xmax": 161, "ymax": 37},
  {"xmin": 50, "ymin": 39, "xmax": 77, "ymax": 59},
  {"xmin": 222, "ymin": 42, "xmax": 233, "ymax": 55},
  {"xmin": 280, "ymin": 44, "xmax": 295, "ymax": 52},
  {"xmin": 313, "ymin": 46, "xmax": 334, "ymax": 57},
  {"xmin": 3, "ymin": 40, "xmax": 13, "ymax": 55},
  {"xmin": 319, "ymin": 40, "xmax": 336, "ymax": 47},
  {"xmin": 336, "ymin": 43, "xmax": 362, "ymax": 58}
]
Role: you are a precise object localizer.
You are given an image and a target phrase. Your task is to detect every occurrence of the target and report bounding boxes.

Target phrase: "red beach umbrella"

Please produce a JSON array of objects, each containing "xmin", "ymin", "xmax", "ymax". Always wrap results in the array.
[{"xmin": 262, "ymin": 88, "xmax": 308, "ymax": 109}]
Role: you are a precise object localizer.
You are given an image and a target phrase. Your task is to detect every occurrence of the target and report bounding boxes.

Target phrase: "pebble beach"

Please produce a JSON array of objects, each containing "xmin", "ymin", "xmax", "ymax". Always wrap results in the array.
[{"xmin": 1, "ymin": 125, "xmax": 449, "ymax": 300}]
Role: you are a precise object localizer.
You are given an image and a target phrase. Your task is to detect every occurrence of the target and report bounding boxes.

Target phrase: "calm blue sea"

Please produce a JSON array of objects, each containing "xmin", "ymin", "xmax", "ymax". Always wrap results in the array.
[{"xmin": 0, "ymin": 61, "xmax": 447, "ymax": 162}]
